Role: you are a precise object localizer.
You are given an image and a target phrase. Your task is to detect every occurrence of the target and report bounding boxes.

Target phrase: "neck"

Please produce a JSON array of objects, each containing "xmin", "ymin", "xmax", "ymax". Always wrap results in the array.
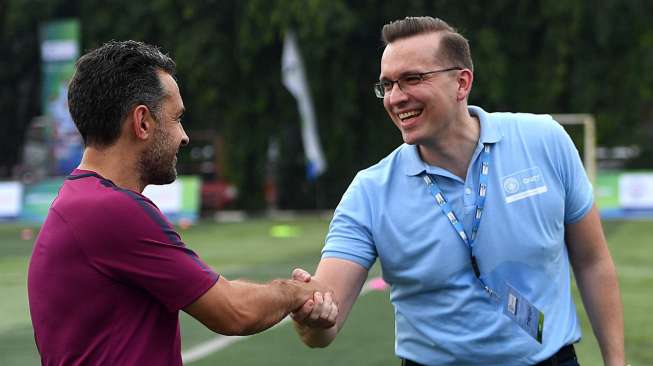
[
  {"xmin": 77, "ymin": 143, "xmax": 145, "ymax": 192},
  {"xmin": 418, "ymin": 113, "xmax": 480, "ymax": 180}
]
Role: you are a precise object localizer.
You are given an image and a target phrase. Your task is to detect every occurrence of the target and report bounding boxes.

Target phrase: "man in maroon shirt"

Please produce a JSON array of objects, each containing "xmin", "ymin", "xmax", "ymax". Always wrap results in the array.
[{"xmin": 28, "ymin": 40, "xmax": 337, "ymax": 365}]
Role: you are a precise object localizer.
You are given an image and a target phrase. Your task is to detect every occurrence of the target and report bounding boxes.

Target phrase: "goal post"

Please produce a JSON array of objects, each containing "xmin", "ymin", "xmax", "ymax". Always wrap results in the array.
[{"xmin": 552, "ymin": 114, "xmax": 597, "ymax": 185}]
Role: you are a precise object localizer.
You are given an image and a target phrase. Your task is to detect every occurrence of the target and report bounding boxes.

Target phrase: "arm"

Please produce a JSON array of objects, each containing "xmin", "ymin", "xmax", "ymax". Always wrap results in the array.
[
  {"xmin": 565, "ymin": 204, "xmax": 625, "ymax": 366},
  {"xmin": 292, "ymin": 258, "xmax": 369, "ymax": 348},
  {"xmin": 183, "ymin": 275, "xmax": 332, "ymax": 336}
]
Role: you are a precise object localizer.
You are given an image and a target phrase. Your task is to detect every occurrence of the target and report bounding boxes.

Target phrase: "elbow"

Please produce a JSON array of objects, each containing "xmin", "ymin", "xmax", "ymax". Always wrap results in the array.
[
  {"xmin": 304, "ymin": 339, "xmax": 333, "ymax": 348},
  {"xmin": 201, "ymin": 316, "xmax": 236, "ymax": 335},
  {"xmin": 224, "ymin": 322, "xmax": 258, "ymax": 336},
  {"xmin": 209, "ymin": 322, "xmax": 245, "ymax": 336},
  {"xmin": 297, "ymin": 326, "xmax": 338, "ymax": 348}
]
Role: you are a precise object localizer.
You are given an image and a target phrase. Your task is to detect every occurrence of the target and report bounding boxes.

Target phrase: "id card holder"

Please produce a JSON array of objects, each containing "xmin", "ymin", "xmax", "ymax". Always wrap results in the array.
[{"xmin": 503, "ymin": 284, "xmax": 544, "ymax": 343}]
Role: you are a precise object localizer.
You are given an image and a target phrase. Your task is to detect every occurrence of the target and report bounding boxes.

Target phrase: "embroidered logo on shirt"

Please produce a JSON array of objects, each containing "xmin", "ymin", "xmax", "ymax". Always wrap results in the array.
[{"xmin": 502, "ymin": 167, "xmax": 548, "ymax": 203}]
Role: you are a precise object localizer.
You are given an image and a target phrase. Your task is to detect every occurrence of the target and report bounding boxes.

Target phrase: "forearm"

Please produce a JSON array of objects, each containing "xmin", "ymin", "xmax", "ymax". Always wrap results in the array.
[
  {"xmin": 227, "ymin": 279, "xmax": 307, "ymax": 335},
  {"xmin": 566, "ymin": 206, "xmax": 625, "ymax": 365},
  {"xmin": 293, "ymin": 320, "xmax": 339, "ymax": 348},
  {"xmin": 574, "ymin": 256, "xmax": 625, "ymax": 365},
  {"xmin": 184, "ymin": 275, "xmax": 327, "ymax": 336}
]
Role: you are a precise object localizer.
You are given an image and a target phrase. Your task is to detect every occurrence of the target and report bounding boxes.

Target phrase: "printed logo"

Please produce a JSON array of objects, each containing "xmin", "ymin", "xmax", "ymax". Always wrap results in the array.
[
  {"xmin": 503, "ymin": 177, "xmax": 520, "ymax": 194},
  {"xmin": 502, "ymin": 167, "xmax": 548, "ymax": 204}
]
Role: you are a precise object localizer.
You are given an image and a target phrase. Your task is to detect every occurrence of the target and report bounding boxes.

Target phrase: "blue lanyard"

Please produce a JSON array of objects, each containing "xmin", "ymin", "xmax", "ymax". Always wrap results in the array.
[{"xmin": 423, "ymin": 144, "xmax": 498, "ymax": 299}]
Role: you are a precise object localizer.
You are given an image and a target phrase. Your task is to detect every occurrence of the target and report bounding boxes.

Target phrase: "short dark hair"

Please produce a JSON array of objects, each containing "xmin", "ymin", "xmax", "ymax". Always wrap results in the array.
[
  {"xmin": 68, "ymin": 40, "xmax": 176, "ymax": 147},
  {"xmin": 382, "ymin": 16, "xmax": 473, "ymax": 72}
]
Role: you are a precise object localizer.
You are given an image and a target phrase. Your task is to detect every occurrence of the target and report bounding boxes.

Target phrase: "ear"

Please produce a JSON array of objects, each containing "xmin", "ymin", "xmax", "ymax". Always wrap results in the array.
[
  {"xmin": 130, "ymin": 105, "xmax": 155, "ymax": 141},
  {"xmin": 456, "ymin": 69, "xmax": 474, "ymax": 101}
]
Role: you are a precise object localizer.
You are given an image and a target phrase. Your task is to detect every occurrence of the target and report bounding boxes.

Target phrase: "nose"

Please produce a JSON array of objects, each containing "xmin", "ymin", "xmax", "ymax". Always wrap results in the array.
[
  {"xmin": 179, "ymin": 124, "xmax": 189, "ymax": 146},
  {"xmin": 386, "ymin": 82, "xmax": 408, "ymax": 105}
]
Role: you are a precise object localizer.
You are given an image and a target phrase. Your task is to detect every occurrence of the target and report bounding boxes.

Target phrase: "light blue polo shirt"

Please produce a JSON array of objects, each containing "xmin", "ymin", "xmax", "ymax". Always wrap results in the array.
[{"xmin": 323, "ymin": 106, "xmax": 593, "ymax": 365}]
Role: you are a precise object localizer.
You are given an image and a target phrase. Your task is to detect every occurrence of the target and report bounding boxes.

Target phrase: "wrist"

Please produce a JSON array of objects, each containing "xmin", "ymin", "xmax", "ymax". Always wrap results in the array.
[{"xmin": 273, "ymin": 279, "xmax": 307, "ymax": 309}]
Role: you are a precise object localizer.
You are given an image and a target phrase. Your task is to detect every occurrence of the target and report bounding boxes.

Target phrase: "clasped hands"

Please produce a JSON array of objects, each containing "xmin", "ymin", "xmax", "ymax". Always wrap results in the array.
[{"xmin": 290, "ymin": 268, "xmax": 338, "ymax": 329}]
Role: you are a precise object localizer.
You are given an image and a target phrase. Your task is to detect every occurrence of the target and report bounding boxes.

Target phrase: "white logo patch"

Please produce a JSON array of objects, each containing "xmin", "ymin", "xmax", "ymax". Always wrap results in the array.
[
  {"xmin": 503, "ymin": 177, "xmax": 520, "ymax": 194},
  {"xmin": 502, "ymin": 167, "xmax": 548, "ymax": 203}
]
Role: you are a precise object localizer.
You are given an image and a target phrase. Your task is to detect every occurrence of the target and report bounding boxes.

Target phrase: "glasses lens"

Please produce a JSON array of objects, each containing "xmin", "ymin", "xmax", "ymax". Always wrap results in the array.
[{"xmin": 373, "ymin": 83, "xmax": 385, "ymax": 98}]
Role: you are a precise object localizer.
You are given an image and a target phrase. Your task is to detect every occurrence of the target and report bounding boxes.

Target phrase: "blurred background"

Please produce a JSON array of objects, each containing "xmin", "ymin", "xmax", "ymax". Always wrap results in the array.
[
  {"xmin": 1, "ymin": 0, "xmax": 652, "ymax": 364},
  {"xmin": 1, "ymin": 0, "xmax": 652, "ymax": 215}
]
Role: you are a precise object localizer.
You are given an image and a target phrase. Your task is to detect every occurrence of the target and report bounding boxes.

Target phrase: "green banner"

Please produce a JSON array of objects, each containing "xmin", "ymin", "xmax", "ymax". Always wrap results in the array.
[
  {"xmin": 20, "ymin": 176, "xmax": 201, "ymax": 223},
  {"xmin": 181, "ymin": 176, "xmax": 201, "ymax": 214},
  {"xmin": 20, "ymin": 178, "xmax": 64, "ymax": 222},
  {"xmin": 595, "ymin": 172, "xmax": 620, "ymax": 210},
  {"xmin": 40, "ymin": 19, "xmax": 83, "ymax": 176}
]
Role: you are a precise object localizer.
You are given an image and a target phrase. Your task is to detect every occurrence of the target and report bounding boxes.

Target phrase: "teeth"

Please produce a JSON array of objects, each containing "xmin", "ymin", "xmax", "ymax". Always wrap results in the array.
[{"xmin": 398, "ymin": 110, "xmax": 421, "ymax": 120}]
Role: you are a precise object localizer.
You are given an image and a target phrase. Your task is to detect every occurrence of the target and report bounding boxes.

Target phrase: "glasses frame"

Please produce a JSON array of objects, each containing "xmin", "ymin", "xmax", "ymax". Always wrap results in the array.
[{"xmin": 373, "ymin": 67, "xmax": 463, "ymax": 98}]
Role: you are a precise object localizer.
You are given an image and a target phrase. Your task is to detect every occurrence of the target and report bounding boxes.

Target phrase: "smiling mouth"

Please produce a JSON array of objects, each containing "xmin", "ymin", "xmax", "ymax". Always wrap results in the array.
[{"xmin": 398, "ymin": 110, "xmax": 422, "ymax": 121}]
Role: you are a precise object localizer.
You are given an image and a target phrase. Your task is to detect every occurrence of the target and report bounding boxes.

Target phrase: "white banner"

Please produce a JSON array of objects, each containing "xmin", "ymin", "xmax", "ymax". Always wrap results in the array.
[
  {"xmin": 619, "ymin": 173, "xmax": 653, "ymax": 209},
  {"xmin": 143, "ymin": 181, "xmax": 182, "ymax": 214},
  {"xmin": 282, "ymin": 30, "xmax": 326, "ymax": 179},
  {"xmin": 0, "ymin": 182, "xmax": 24, "ymax": 218},
  {"xmin": 41, "ymin": 39, "xmax": 79, "ymax": 62}
]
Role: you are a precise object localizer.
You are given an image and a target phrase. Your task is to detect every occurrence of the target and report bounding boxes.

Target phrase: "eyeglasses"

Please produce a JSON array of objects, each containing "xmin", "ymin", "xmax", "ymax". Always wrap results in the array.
[{"xmin": 373, "ymin": 67, "xmax": 462, "ymax": 98}]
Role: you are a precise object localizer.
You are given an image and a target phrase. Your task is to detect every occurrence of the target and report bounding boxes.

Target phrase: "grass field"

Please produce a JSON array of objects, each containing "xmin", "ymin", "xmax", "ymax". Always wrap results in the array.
[{"xmin": 0, "ymin": 216, "xmax": 651, "ymax": 365}]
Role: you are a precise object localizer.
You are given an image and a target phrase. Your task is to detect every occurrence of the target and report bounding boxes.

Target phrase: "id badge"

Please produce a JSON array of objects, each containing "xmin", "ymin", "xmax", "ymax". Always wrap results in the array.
[{"xmin": 503, "ymin": 284, "xmax": 544, "ymax": 343}]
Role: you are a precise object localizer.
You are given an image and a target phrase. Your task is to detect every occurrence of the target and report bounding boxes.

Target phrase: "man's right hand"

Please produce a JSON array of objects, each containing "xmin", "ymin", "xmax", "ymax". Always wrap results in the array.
[
  {"xmin": 290, "ymin": 268, "xmax": 338, "ymax": 329},
  {"xmin": 289, "ymin": 259, "xmax": 368, "ymax": 347}
]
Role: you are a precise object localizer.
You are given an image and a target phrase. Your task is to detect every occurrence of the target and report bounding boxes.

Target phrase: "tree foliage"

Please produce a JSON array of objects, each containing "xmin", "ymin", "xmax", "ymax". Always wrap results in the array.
[{"xmin": 1, "ymin": 0, "xmax": 652, "ymax": 208}]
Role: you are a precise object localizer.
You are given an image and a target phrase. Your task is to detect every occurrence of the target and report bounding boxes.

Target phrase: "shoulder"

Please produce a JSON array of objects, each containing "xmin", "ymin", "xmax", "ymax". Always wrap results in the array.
[
  {"xmin": 55, "ymin": 175, "xmax": 141, "ymax": 215},
  {"xmin": 94, "ymin": 181, "xmax": 157, "ymax": 218},
  {"xmin": 490, "ymin": 111, "xmax": 558, "ymax": 132},
  {"xmin": 489, "ymin": 111, "xmax": 570, "ymax": 147},
  {"xmin": 98, "ymin": 184, "xmax": 175, "ymax": 239},
  {"xmin": 58, "ymin": 175, "xmax": 171, "ymax": 234},
  {"xmin": 471, "ymin": 106, "xmax": 566, "ymax": 146}
]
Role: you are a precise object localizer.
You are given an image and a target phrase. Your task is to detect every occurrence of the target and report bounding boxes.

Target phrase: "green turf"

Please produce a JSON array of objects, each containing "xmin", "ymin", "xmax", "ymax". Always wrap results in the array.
[
  {"xmin": 184, "ymin": 289, "xmax": 395, "ymax": 366},
  {"xmin": 592, "ymin": 221, "xmax": 653, "ymax": 363},
  {"xmin": 0, "ymin": 217, "xmax": 651, "ymax": 365},
  {"xmin": 0, "ymin": 223, "xmax": 41, "ymax": 365}
]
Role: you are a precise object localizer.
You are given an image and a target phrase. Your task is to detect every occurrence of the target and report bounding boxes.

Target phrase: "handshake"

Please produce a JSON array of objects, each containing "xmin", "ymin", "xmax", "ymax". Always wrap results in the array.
[{"xmin": 289, "ymin": 268, "xmax": 339, "ymax": 330}]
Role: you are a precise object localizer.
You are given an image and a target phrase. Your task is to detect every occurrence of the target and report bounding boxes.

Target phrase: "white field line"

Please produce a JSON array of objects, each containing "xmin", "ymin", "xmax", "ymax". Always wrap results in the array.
[{"xmin": 182, "ymin": 277, "xmax": 383, "ymax": 364}]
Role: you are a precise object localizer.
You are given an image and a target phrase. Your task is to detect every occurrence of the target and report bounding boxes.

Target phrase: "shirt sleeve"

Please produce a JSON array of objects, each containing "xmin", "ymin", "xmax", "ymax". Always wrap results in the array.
[
  {"xmin": 81, "ymin": 193, "xmax": 219, "ymax": 312},
  {"xmin": 548, "ymin": 118, "xmax": 594, "ymax": 224},
  {"xmin": 323, "ymin": 173, "xmax": 378, "ymax": 269}
]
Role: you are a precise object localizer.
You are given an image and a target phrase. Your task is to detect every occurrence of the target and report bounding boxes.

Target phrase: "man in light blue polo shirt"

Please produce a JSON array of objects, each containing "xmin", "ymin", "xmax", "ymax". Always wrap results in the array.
[{"xmin": 291, "ymin": 16, "xmax": 625, "ymax": 366}]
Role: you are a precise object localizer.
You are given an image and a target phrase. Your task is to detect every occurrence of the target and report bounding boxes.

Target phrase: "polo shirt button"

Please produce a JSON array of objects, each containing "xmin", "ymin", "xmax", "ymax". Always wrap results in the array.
[{"xmin": 465, "ymin": 187, "xmax": 472, "ymax": 195}]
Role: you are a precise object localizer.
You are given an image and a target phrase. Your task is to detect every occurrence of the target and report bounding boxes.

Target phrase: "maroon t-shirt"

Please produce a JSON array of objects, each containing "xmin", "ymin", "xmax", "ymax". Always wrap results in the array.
[{"xmin": 28, "ymin": 169, "xmax": 219, "ymax": 365}]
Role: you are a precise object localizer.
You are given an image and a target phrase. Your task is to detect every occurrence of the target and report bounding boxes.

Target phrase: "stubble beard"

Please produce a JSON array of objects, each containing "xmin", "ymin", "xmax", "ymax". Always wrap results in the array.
[{"xmin": 139, "ymin": 124, "xmax": 178, "ymax": 186}]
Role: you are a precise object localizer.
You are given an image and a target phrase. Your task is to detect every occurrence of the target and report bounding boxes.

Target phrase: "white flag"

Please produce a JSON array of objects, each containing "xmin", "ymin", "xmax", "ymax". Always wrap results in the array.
[{"xmin": 282, "ymin": 30, "xmax": 326, "ymax": 179}]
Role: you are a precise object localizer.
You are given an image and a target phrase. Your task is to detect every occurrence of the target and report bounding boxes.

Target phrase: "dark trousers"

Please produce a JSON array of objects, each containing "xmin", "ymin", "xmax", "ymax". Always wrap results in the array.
[{"xmin": 401, "ymin": 344, "xmax": 579, "ymax": 366}]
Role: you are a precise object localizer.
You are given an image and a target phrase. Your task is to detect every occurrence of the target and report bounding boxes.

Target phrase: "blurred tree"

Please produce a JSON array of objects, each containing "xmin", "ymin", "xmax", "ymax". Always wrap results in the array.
[
  {"xmin": 0, "ymin": 0, "xmax": 54, "ymax": 177},
  {"xmin": 1, "ymin": 0, "xmax": 651, "ymax": 209}
]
